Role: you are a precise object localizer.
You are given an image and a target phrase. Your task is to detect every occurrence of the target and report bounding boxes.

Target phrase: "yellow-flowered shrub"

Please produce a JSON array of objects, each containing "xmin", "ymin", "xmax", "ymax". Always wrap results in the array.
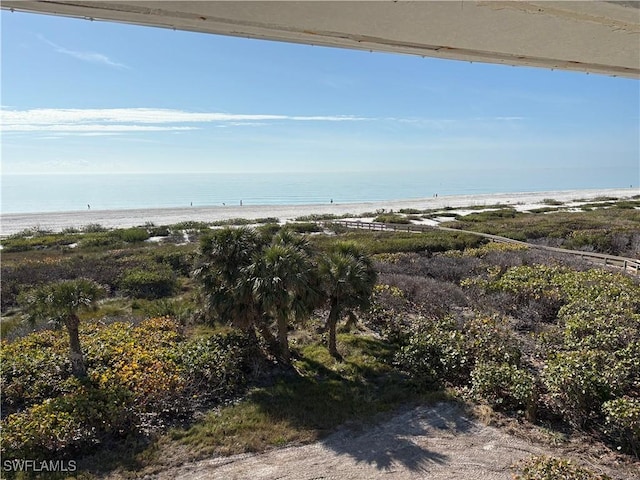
[{"xmin": 1, "ymin": 317, "xmax": 252, "ymax": 461}]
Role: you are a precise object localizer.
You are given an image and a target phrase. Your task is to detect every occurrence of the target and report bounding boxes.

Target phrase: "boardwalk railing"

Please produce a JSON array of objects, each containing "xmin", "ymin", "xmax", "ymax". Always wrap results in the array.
[{"xmin": 330, "ymin": 220, "xmax": 640, "ymax": 275}]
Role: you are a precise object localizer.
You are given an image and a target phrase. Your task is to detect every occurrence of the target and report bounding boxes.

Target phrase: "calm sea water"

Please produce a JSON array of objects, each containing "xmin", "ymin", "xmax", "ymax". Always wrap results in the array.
[{"xmin": 2, "ymin": 167, "xmax": 638, "ymax": 214}]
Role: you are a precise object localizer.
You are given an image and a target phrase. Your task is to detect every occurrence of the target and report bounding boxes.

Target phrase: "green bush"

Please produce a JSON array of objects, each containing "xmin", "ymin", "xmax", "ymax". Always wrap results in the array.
[
  {"xmin": 1, "ymin": 331, "xmax": 70, "ymax": 414},
  {"xmin": 148, "ymin": 225, "xmax": 170, "ymax": 237},
  {"xmin": 82, "ymin": 223, "xmax": 107, "ymax": 233},
  {"xmin": 602, "ymin": 397, "xmax": 640, "ymax": 455},
  {"xmin": 471, "ymin": 362, "xmax": 535, "ymax": 413},
  {"xmin": 514, "ymin": 455, "xmax": 612, "ymax": 480},
  {"xmin": 1, "ymin": 318, "xmax": 254, "ymax": 462},
  {"xmin": 284, "ymin": 222, "xmax": 322, "ymax": 233},
  {"xmin": 295, "ymin": 213, "xmax": 348, "ymax": 221},
  {"xmin": 153, "ymin": 248, "xmax": 195, "ymax": 276},
  {"xmin": 210, "ymin": 218, "xmax": 252, "ymax": 226},
  {"xmin": 464, "ymin": 316, "xmax": 522, "ymax": 366},
  {"xmin": 115, "ymin": 228, "xmax": 150, "ymax": 243},
  {"xmin": 119, "ymin": 266, "xmax": 177, "ymax": 299},
  {"xmin": 77, "ymin": 232, "xmax": 123, "ymax": 249},
  {"xmin": 559, "ymin": 301, "xmax": 640, "ymax": 352},
  {"xmin": 312, "ymin": 231, "xmax": 483, "ymax": 255},
  {"xmin": 460, "ymin": 208, "xmax": 518, "ymax": 222},
  {"xmin": 395, "ymin": 317, "xmax": 468, "ymax": 386},
  {"xmin": 172, "ymin": 331, "xmax": 254, "ymax": 404},
  {"xmin": 543, "ymin": 350, "xmax": 628, "ymax": 427},
  {"xmin": 1, "ymin": 384, "xmax": 134, "ymax": 461},
  {"xmin": 0, "ymin": 234, "xmax": 77, "ymax": 252},
  {"xmin": 373, "ymin": 213, "xmax": 411, "ymax": 224}
]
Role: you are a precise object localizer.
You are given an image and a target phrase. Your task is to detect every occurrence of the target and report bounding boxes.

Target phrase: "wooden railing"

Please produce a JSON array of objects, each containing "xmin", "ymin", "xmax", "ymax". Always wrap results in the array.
[{"xmin": 329, "ymin": 220, "xmax": 640, "ymax": 275}]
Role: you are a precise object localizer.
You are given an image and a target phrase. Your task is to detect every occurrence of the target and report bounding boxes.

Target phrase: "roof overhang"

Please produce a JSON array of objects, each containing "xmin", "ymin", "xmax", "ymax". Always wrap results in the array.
[{"xmin": 2, "ymin": 1, "xmax": 639, "ymax": 78}]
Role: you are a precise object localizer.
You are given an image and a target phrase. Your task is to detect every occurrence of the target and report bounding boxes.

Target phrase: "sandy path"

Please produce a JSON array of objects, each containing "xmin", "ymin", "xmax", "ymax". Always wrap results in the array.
[
  {"xmin": 2, "ymin": 188, "xmax": 636, "ymax": 236},
  {"xmin": 143, "ymin": 402, "xmax": 628, "ymax": 480}
]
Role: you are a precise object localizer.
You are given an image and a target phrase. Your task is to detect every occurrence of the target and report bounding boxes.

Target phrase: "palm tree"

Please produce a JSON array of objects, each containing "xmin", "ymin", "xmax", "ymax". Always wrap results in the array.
[
  {"xmin": 194, "ymin": 227, "xmax": 262, "ymax": 328},
  {"xmin": 319, "ymin": 242, "xmax": 377, "ymax": 358},
  {"xmin": 251, "ymin": 232, "xmax": 321, "ymax": 363},
  {"xmin": 18, "ymin": 278, "xmax": 106, "ymax": 378},
  {"xmin": 193, "ymin": 227, "xmax": 279, "ymax": 352}
]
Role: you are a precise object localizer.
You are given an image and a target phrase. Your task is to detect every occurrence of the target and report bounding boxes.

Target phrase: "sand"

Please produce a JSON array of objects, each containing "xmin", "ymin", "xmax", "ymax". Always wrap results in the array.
[{"xmin": 1, "ymin": 188, "xmax": 637, "ymax": 237}]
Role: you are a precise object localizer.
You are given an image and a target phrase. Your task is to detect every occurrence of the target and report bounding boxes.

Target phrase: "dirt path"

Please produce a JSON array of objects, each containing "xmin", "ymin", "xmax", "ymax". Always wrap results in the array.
[{"xmin": 143, "ymin": 402, "xmax": 629, "ymax": 480}]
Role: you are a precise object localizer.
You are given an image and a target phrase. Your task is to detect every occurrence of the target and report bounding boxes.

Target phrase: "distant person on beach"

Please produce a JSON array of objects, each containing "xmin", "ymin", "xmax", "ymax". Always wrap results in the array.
[
  {"xmin": 87, "ymin": 204, "xmax": 90, "ymax": 210},
  {"xmin": 330, "ymin": 199, "xmax": 333, "ymax": 204},
  {"xmin": 240, "ymin": 200, "xmax": 243, "ymax": 206},
  {"xmin": 190, "ymin": 202, "xmax": 193, "ymax": 207}
]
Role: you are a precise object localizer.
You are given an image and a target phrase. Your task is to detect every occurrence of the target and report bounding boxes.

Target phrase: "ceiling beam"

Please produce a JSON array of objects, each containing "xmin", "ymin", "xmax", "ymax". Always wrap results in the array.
[{"xmin": 2, "ymin": 1, "xmax": 639, "ymax": 78}]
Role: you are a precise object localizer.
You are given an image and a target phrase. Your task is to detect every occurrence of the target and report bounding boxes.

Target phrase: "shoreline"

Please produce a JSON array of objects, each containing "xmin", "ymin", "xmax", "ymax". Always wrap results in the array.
[{"xmin": 1, "ymin": 187, "xmax": 637, "ymax": 236}]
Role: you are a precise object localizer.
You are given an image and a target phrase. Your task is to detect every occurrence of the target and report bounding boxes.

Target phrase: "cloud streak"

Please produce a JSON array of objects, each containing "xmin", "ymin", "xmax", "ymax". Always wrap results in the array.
[
  {"xmin": 39, "ymin": 36, "xmax": 129, "ymax": 69},
  {"xmin": 1, "ymin": 107, "xmax": 372, "ymax": 133},
  {"xmin": 1, "ymin": 107, "xmax": 526, "ymax": 136}
]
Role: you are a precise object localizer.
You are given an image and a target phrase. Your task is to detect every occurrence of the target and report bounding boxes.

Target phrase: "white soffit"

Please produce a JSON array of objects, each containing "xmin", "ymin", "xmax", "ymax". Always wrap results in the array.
[{"xmin": 2, "ymin": 1, "xmax": 639, "ymax": 78}]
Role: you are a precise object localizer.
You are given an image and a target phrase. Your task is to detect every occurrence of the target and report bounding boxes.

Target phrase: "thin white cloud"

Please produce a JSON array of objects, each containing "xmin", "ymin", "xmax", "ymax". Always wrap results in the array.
[
  {"xmin": 4, "ymin": 124, "xmax": 197, "ymax": 132},
  {"xmin": 39, "ymin": 35, "xmax": 129, "ymax": 69},
  {"xmin": 1, "ymin": 107, "xmax": 371, "ymax": 134},
  {"xmin": 42, "ymin": 159, "xmax": 91, "ymax": 169}
]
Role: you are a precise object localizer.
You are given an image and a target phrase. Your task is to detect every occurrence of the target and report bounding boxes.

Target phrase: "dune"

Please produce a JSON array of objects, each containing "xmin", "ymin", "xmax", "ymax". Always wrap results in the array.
[{"xmin": 1, "ymin": 187, "xmax": 636, "ymax": 236}]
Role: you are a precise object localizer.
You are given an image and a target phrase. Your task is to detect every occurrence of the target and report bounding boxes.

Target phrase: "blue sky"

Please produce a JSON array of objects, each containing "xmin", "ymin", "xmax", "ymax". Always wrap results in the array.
[{"xmin": 2, "ymin": 9, "xmax": 639, "ymax": 176}]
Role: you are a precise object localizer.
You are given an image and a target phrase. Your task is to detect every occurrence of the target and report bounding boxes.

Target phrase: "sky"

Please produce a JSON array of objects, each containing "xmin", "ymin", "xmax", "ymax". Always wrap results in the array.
[{"xmin": 1, "ymin": 9, "xmax": 639, "ymax": 176}]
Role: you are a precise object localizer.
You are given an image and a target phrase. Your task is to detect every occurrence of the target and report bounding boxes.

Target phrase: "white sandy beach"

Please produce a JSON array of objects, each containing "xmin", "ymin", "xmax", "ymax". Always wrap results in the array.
[{"xmin": 1, "ymin": 188, "xmax": 637, "ymax": 237}]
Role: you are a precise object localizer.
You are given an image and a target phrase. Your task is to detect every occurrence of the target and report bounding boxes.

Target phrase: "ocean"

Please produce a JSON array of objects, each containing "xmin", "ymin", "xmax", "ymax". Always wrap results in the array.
[{"xmin": 2, "ymin": 166, "xmax": 638, "ymax": 214}]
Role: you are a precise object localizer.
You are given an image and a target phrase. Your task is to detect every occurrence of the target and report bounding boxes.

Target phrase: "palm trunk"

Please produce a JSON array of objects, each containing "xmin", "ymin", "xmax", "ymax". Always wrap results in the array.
[
  {"xmin": 256, "ymin": 318, "xmax": 280, "ymax": 358},
  {"xmin": 327, "ymin": 298, "xmax": 340, "ymax": 358},
  {"xmin": 276, "ymin": 313, "xmax": 290, "ymax": 364},
  {"xmin": 65, "ymin": 313, "xmax": 87, "ymax": 378}
]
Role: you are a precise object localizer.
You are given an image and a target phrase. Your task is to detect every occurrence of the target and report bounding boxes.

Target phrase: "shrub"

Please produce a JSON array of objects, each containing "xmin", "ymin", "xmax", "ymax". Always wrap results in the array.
[
  {"xmin": 513, "ymin": 455, "xmax": 612, "ymax": 480},
  {"xmin": 559, "ymin": 301, "xmax": 640, "ymax": 352},
  {"xmin": 82, "ymin": 223, "xmax": 107, "ymax": 233},
  {"xmin": 284, "ymin": 222, "xmax": 322, "ymax": 233},
  {"xmin": 115, "ymin": 227, "xmax": 150, "ymax": 243},
  {"xmin": 256, "ymin": 223, "xmax": 283, "ymax": 240},
  {"xmin": 373, "ymin": 213, "xmax": 411, "ymax": 224},
  {"xmin": 395, "ymin": 317, "xmax": 468, "ymax": 386},
  {"xmin": 543, "ymin": 350, "xmax": 628, "ymax": 427},
  {"xmin": 210, "ymin": 218, "xmax": 252, "ymax": 227},
  {"xmin": 119, "ymin": 266, "xmax": 177, "ymax": 299},
  {"xmin": 171, "ymin": 331, "xmax": 254, "ymax": 405},
  {"xmin": 379, "ymin": 273, "xmax": 468, "ymax": 317},
  {"xmin": 0, "ymin": 331, "xmax": 70, "ymax": 414},
  {"xmin": 296, "ymin": 213, "xmax": 338, "ymax": 221},
  {"xmin": 153, "ymin": 248, "xmax": 195, "ymax": 276},
  {"xmin": 463, "ymin": 316, "xmax": 522, "ymax": 367},
  {"xmin": 602, "ymin": 397, "xmax": 640, "ymax": 455},
  {"xmin": 0, "ymin": 234, "xmax": 77, "ymax": 252},
  {"xmin": 148, "ymin": 225, "xmax": 170, "ymax": 237},
  {"xmin": 470, "ymin": 362, "xmax": 535, "ymax": 414},
  {"xmin": 1, "ymin": 384, "xmax": 134, "ymax": 461},
  {"xmin": 460, "ymin": 208, "xmax": 518, "ymax": 222},
  {"xmin": 0, "ymin": 317, "xmax": 256, "ymax": 462},
  {"xmin": 77, "ymin": 232, "xmax": 123, "ymax": 249}
]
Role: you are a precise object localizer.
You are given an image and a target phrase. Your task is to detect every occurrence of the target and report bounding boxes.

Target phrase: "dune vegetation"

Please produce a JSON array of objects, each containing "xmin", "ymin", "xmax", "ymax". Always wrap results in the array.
[{"xmin": 1, "ymin": 200, "xmax": 638, "ymax": 478}]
